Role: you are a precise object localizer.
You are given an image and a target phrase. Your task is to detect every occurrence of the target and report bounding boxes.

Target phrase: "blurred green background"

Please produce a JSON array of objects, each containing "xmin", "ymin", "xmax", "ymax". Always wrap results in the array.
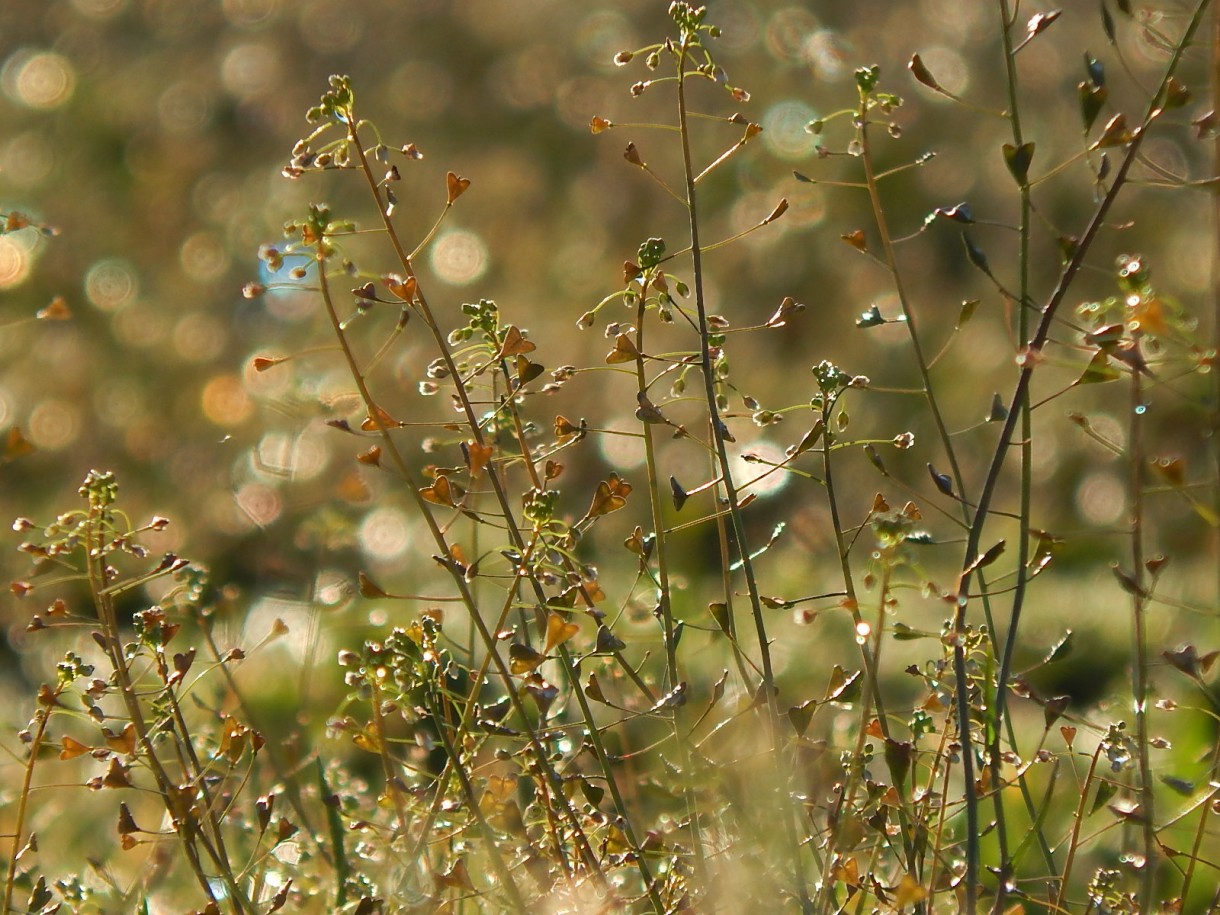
[{"xmin": 1, "ymin": 0, "xmax": 1216, "ymax": 712}]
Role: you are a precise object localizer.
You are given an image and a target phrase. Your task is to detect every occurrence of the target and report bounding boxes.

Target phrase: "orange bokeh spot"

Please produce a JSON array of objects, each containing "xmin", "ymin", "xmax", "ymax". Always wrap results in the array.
[{"xmin": 201, "ymin": 374, "xmax": 253, "ymax": 426}]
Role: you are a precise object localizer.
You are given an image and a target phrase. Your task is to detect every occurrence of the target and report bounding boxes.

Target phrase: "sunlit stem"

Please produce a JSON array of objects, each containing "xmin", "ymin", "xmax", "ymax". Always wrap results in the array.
[
  {"xmin": 498, "ymin": 369, "xmax": 670, "ymax": 899},
  {"xmin": 1128, "ymin": 366, "xmax": 1156, "ymax": 909},
  {"xmin": 366, "ymin": 676, "xmax": 410, "ymax": 831},
  {"xmin": 1212, "ymin": 0, "xmax": 1220, "ymax": 811},
  {"xmin": 814, "ymin": 566, "xmax": 890, "ymax": 913},
  {"xmin": 989, "ymin": 0, "xmax": 1059, "ymax": 902},
  {"xmin": 364, "ymin": 310, "xmax": 411, "ymax": 374},
  {"xmin": 1195, "ymin": 15, "xmax": 1220, "ymax": 896},
  {"xmin": 633, "ymin": 284, "xmax": 680, "ymax": 687},
  {"xmin": 1052, "ymin": 744, "xmax": 1105, "ymax": 911},
  {"xmin": 314, "ymin": 229, "xmax": 598, "ymax": 897},
  {"xmin": 673, "ymin": 35, "xmax": 812, "ymax": 913},
  {"xmin": 812, "ymin": 429, "xmax": 909, "ymax": 907},
  {"xmin": 408, "ymin": 201, "xmax": 453, "ymax": 261},
  {"xmin": 604, "ymin": 121, "xmax": 682, "ymax": 132},
  {"xmin": 693, "ymin": 129, "xmax": 757, "ymax": 183},
  {"xmin": 2, "ymin": 690, "xmax": 55, "ymax": 915},
  {"xmin": 857, "ymin": 76, "xmax": 983, "ymax": 908},
  {"xmin": 949, "ymin": 3, "xmax": 1212, "ymax": 908},
  {"xmin": 669, "ymin": 208, "xmax": 786, "ymax": 256},
  {"xmin": 1027, "ymin": 148, "xmax": 1089, "ymax": 187},
  {"xmin": 425, "ymin": 689, "xmax": 530, "ymax": 911}
]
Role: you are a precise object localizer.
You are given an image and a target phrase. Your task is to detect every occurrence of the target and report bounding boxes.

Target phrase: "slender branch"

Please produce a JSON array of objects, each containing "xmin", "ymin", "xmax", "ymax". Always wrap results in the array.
[
  {"xmin": 950, "ymin": 4, "xmax": 1213, "ymax": 906},
  {"xmin": 1128, "ymin": 365, "xmax": 1156, "ymax": 909}
]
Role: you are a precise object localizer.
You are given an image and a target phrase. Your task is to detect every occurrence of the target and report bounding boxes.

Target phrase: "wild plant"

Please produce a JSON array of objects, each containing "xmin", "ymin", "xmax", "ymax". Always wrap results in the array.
[{"xmin": 3, "ymin": 1, "xmax": 1219, "ymax": 913}]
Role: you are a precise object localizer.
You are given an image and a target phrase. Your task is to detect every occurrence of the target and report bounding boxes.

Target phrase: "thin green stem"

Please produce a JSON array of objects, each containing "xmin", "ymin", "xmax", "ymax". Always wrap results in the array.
[
  {"xmin": 88, "ymin": 517, "xmax": 243, "ymax": 912},
  {"xmin": 3, "ymin": 693, "xmax": 56, "ymax": 915},
  {"xmin": 991, "ymin": 1, "xmax": 1058, "ymax": 902},
  {"xmin": 1053, "ymin": 745, "xmax": 1105, "ymax": 911},
  {"xmin": 1128, "ymin": 365, "xmax": 1156, "ymax": 909},
  {"xmin": 675, "ymin": 48, "xmax": 771, "ymax": 706},
  {"xmin": 1212, "ymin": 0, "xmax": 1220, "ymax": 724},
  {"xmin": 426, "ymin": 692, "xmax": 528, "ymax": 912},
  {"xmin": 314, "ymin": 249, "xmax": 609, "ymax": 890},
  {"xmin": 634, "ymin": 295, "xmax": 680, "ymax": 690},
  {"xmin": 673, "ymin": 35, "xmax": 809, "ymax": 912},
  {"xmin": 631, "ymin": 289, "xmax": 710, "ymax": 892},
  {"xmin": 1178, "ymin": 734, "xmax": 1220, "ymax": 905},
  {"xmin": 854, "ymin": 80, "xmax": 985, "ymax": 915},
  {"xmin": 366, "ymin": 676, "xmax": 410, "ymax": 832},
  {"xmin": 949, "ymin": 6, "xmax": 1212, "ymax": 904},
  {"xmin": 812, "ymin": 403, "xmax": 919, "ymax": 911}
]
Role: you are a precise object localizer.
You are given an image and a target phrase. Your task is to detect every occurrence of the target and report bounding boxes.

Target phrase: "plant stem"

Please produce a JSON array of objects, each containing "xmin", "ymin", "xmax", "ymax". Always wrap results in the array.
[
  {"xmin": 631, "ymin": 291, "xmax": 710, "ymax": 891},
  {"xmin": 812, "ymin": 400, "xmax": 922, "ymax": 909},
  {"xmin": 1212, "ymin": 0, "xmax": 1220, "ymax": 724},
  {"xmin": 92, "ymin": 551, "xmax": 243, "ymax": 911},
  {"xmin": 313, "ymin": 250, "xmax": 609, "ymax": 889},
  {"xmin": 1128, "ymin": 364, "xmax": 1156, "ymax": 909},
  {"xmin": 427, "ymin": 691, "xmax": 528, "ymax": 912},
  {"xmin": 1178, "ymin": 734, "xmax": 1220, "ymax": 905},
  {"xmin": 857, "ymin": 77, "xmax": 985, "ymax": 915},
  {"xmin": 949, "ymin": 6, "xmax": 1213, "ymax": 902},
  {"xmin": 673, "ymin": 39, "xmax": 810, "ymax": 911},
  {"xmin": 2, "ymin": 691, "xmax": 56, "ymax": 915},
  {"xmin": 1052, "ymin": 745, "xmax": 1105, "ymax": 911},
  {"xmin": 991, "ymin": 0, "xmax": 1059, "ymax": 901}
]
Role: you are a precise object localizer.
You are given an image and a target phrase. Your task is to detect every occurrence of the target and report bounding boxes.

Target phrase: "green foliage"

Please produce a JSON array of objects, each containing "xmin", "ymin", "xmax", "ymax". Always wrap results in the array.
[{"xmin": 2, "ymin": 2, "xmax": 1219, "ymax": 913}]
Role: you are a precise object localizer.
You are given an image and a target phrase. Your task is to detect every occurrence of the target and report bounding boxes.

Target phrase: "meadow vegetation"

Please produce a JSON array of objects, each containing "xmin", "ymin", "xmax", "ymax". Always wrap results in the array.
[{"xmin": 3, "ymin": 1, "xmax": 1220, "ymax": 912}]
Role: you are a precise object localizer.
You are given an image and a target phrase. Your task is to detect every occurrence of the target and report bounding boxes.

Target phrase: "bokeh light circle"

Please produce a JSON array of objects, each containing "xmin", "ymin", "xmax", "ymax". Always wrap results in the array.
[
  {"xmin": 172, "ymin": 312, "xmax": 228, "ymax": 363},
  {"xmin": 236, "ymin": 482, "xmax": 282, "ymax": 526},
  {"xmin": 299, "ymin": 1, "xmax": 363, "ymax": 53},
  {"xmin": 802, "ymin": 30, "xmax": 851, "ymax": 81},
  {"xmin": 430, "ymin": 229, "xmax": 489, "ymax": 286},
  {"xmin": 158, "ymin": 81, "xmax": 214, "ymax": 135},
  {"xmin": 1, "ymin": 132, "xmax": 55, "ymax": 187},
  {"xmin": 27, "ymin": 399, "xmax": 82, "ymax": 450},
  {"xmin": 70, "ymin": 0, "xmax": 127, "ymax": 18},
  {"xmin": 764, "ymin": 7, "xmax": 819, "ymax": 62},
  {"xmin": 596, "ymin": 421, "xmax": 646, "ymax": 469},
  {"xmin": 221, "ymin": 43, "xmax": 281, "ymax": 101},
  {"xmin": 761, "ymin": 100, "xmax": 818, "ymax": 160},
  {"xmin": 0, "ymin": 236, "xmax": 33, "ymax": 289},
  {"xmin": 85, "ymin": 259, "xmax": 138, "ymax": 311},
  {"xmin": 222, "ymin": 0, "xmax": 279, "ymax": 28},
  {"xmin": 734, "ymin": 441, "xmax": 791, "ymax": 498},
  {"xmin": 2, "ymin": 51, "xmax": 76, "ymax": 109},
  {"xmin": 359, "ymin": 507, "xmax": 412, "ymax": 561},
  {"xmin": 179, "ymin": 232, "xmax": 230, "ymax": 283},
  {"xmin": 387, "ymin": 60, "xmax": 453, "ymax": 121},
  {"xmin": 1076, "ymin": 472, "xmax": 1124, "ymax": 526},
  {"xmin": 201, "ymin": 374, "xmax": 254, "ymax": 426},
  {"xmin": 914, "ymin": 46, "xmax": 970, "ymax": 98}
]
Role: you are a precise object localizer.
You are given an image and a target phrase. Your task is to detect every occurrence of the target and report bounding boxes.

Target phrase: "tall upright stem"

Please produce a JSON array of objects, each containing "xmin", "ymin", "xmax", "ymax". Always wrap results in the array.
[
  {"xmin": 947, "ymin": 7, "xmax": 1211, "ymax": 903},
  {"xmin": 1128, "ymin": 367, "xmax": 1156, "ymax": 909},
  {"xmin": 990, "ymin": 1, "xmax": 1058, "ymax": 903},
  {"xmin": 673, "ymin": 37, "xmax": 809, "ymax": 911}
]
